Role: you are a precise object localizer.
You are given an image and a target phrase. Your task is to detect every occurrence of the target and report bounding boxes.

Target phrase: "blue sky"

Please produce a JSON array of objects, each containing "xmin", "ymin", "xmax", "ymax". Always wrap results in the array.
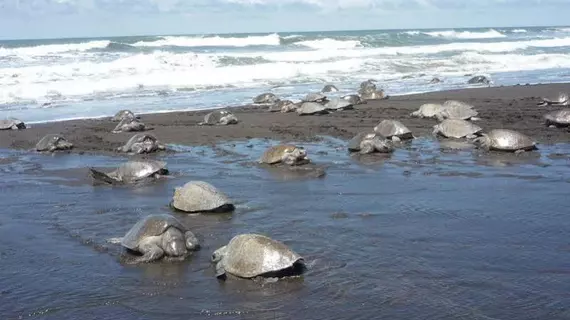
[{"xmin": 0, "ymin": 0, "xmax": 569, "ymax": 39}]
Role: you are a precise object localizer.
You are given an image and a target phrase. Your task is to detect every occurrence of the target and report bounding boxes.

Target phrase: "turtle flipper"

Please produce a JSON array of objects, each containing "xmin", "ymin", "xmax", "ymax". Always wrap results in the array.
[
  {"xmin": 89, "ymin": 168, "xmax": 118, "ymax": 185},
  {"xmin": 133, "ymin": 243, "xmax": 164, "ymax": 264},
  {"xmin": 215, "ymin": 261, "xmax": 227, "ymax": 280}
]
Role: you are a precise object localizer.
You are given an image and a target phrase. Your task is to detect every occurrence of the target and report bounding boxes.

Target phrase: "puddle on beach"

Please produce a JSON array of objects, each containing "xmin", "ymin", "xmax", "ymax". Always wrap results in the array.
[{"xmin": 1, "ymin": 136, "xmax": 569, "ymax": 320}]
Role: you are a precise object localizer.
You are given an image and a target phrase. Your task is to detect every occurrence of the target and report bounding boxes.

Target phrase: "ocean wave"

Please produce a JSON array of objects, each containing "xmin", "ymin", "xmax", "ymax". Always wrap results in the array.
[
  {"xmin": 511, "ymin": 29, "xmax": 528, "ymax": 33},
  {"xmin": 424, "ymin": 29, "xmax": 507, "ymax": 39},
  {"xmin": 295, "ymin": 39, "xmax": 363, "ymax": 49},
  {"xmin": 0, "ymin": 40, "xmax": 111, "ymax": 57},
  {"xmin": 132, "ymin": 34, "xmax": 281, "ymax": 48}
]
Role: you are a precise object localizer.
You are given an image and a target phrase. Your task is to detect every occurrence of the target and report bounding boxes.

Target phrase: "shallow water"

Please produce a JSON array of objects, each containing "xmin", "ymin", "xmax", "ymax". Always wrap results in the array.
[{"xmin": 1, "ymin": 137, "xmax": 569, "ymax": 319}]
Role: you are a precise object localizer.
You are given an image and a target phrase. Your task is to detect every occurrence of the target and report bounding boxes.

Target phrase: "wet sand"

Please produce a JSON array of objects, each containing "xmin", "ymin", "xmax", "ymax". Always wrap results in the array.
[{"xmin": 2, "ymin": 83, "xmax": 570, "ymax": 155}]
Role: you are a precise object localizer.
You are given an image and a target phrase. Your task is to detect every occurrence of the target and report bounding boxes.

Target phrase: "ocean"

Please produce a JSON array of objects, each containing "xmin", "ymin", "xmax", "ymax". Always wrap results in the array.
[{"xmin": 2, "ymin": 26, "xmax": 570, "ymax": 123}]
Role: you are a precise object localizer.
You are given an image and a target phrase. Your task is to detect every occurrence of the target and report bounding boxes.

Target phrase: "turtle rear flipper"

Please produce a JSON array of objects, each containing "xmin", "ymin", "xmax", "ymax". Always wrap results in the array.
[{"xmin": 89, "ymin": 168, "xmax": 118, "ymax": 185}]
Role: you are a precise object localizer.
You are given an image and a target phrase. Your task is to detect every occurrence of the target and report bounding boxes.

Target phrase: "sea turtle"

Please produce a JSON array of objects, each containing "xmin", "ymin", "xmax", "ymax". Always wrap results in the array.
[
  {"xmin": 211, "ymin": 233, "xmax": 306, "ymax": 280},
  {"xmin": 117, "ymin": 133, "xmax": 166, "ymax": 154},
  {"xmin": 324, "ymin": 97, "xmax": 353, "ymax": 111},
  {"xmin": 359, "ymin": 79, "xmax": 377, "ymax": 91},
  {"xmin": 322, "ymin": 84, "xmax": 339, "ymax": 93},
  {"xmin": 342, "ymin": 94, "xmax": 365, "ymax": 105},
  {"xmin": 259, "ymin": 144, "xmax": 309, "ymax": 166},
  {"xmin": 171, "ymin": 181, "xmax": 235, "ymax": 213},
  {"xmin": 544, "ymin": 109, "xmax": 570, "ymax": 127},
  {"xmin": 89, "ymin": 160, "xmax": 168, "ymax": 185},
  {"xmin": 119, "ymin": 214, "xmax": 200, "ymax": 264},
  {"xmin": 430, "ymin": 77, "xmax": 442, "ymax": 84},
  {"xmin": 359, "ymin": 89, "xmax": 385, "ymax": 100},
  {"xmin": 410, "ymin": 103, "xmax": 445, "ymax": 118},
  {"xmin": 253, "ymin": 93, "xmax": 280, "ymax": 104},
  {"xmin": 36, "ymin": 134, "xmax": 74, "ymax": 152},
  {"xmin": 473, "ymin": 129, "xmax": 537, "ymax": 153},
  {"xmin": 468, "ymin": 75, "xmax": 491, "ymax": 85},
  {"xmin": 347, "ymin": 132, "xmax": 393, "ymax": 154},
  {"xmin": 296, "ymin": 102, "xmax": 329, "ymax": 115},
  {"xmin": 112, "ymin": 117, "xmax": 146, "ymax": 133},
  {"xmin": 538, "ymin": 93, "xmax": 569, "ymax": 107},
  {"xmin": 374, "ymin": 120, "xmax": 414, "ymax": 142},
  {"xmin": 0, "ymin": 118, "xmax": 26, "ymax": 130},
  {"xmin": 199, "ymin": 109, "xmax": 238, "ymax": 126},
  {"xmin": 437, "ymin": 100, "xmax": 479, "ymax": 121},
  {"xmin": 112, "ymin": 109, "xmax": 139, "ymax": 122},
  {"xmin": 302, "ymin": 92, "xmax": 327, "ymax": 103},
  {"xmin": 281, "ymin": 101, "xmax": 300, "ymax": 113},
  {"xmin": 432, "ymin": 119, "xmax": 483, "ymax": 139},
  {"xmin": 268, "ymin": 100, "xmax": 294, "ymax": 112}
]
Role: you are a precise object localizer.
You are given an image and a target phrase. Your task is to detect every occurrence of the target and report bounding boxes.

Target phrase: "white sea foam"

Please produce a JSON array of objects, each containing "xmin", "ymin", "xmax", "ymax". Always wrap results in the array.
[
  {"xmin": 295, "ymin": 38, "xmax": 362, "ymax": 49},
  {"xmin": 511, "ymin": 29, "xmax": 528, "ymax": 33},
  {"xmin": 424, "ymin": 29, "xmax": 506, "ymax": 39},
  {"xmin": 132, "ymin": 34, "xmax": 281, "ymax": 47},
  {"xmin": 0, "ymin": 40, "xmax": 111, "ymax": 57}
]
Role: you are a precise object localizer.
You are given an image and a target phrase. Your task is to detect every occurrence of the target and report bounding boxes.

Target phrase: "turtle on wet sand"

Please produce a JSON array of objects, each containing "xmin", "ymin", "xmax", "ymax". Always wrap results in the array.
[
  {"xmin": 0, "ymin": 118, "xmax": 26, "ymax": 130},
  {"xmin": 410, "ymin": 103, "xmax": 445, "ymax": 118},
  {"xmin": 437, "ymin": 100, "xmax": 480, "ymax": 121},
  {"xmin": 112, "ymin": 110, "xmax": 139, "ymax": 122},
  {"xmin": 259, "ymin": 144, "xmax": 309, "ymax": 166},
  {"xmin": 211, "ymin": 233, "xmax": 306, "ymax": 280},
  {"xmin": 89, "ymin": 160, "xmax": 168, "ymax": 185},
  {"xmin": 342, "ymin": 94, "xmax": 365, "ymax": 105},
  {"xmin": 117, "ymin": 133, "xmax": 166, "ymax": 154},
  {"xmin": 118, "ymin": 214, "xmax": 200, "ymax": 264},
  {"xmin": 36, "ymin": 134, "xmax": 74, "ymax": 152},
  {"xmin": 268, "ymin": 100, "xmax": 294, "ymax": 112},
  {"xmin": 199, "ymin": 109, "xmax": 238, "ymax": 126},
  {"xmin": 171, "ymin": 181, "xmax": 235, "ymax": 213},
  {"xmin": 297, "ymin": 102, "xmax": 329, "ymax": 115},
  {"xmin": 467, "ymin": 75, "xmax": 491, "ymax": 85},
  {"xmin": 112, "ymin": 117, "xmax": 146, "ymax": 133},
  {"xmin": 432, "ymin": 119, "xmax": 483, "ymax": 139},
  {"xmin": 473, "ymin": 129, "xmax": 537, "ymax": 153},
  {"xmin": 544, "ymin": 109, "xmax": 570, "ymax": 127},
  {"xmin": 321, "ymin": 84, "xmax": 339, "ymax": 93},
  {"xmin": 538, "ymin": 93, "xmax": 569, "ymax": 107},
  {"xmin": 348, "ymin": 132, "xmax": 393, "ymax": 154},
  {"xmin": 253, "ymin": 93, "xmax": 280, "ymax": 104},
  {"xmin": 324, "ymin": 98, "xmax": 353, "ymax": 111},
  {"xmin": 374, "ymin": 120, "xmax": 414, "ymax": 142},
  {"xmin": 281, "ymin": 101, "xmax": 300, "ymax": 113},
  {"xmin": 302, "ymin": 92, "xmax": 327, "ymax": 103}
]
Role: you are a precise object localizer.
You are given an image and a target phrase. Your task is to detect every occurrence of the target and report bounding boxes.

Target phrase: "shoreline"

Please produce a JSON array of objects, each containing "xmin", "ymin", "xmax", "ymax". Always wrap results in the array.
[{"xmin": 1, "ymin": 83, "xmax": 570, "ymax": 156}]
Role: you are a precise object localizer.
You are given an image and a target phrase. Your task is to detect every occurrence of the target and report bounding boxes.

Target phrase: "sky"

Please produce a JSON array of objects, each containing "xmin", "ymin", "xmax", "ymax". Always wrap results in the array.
[{"xmin": 0, "ymin": 0, "xmax": 569, "ymax": 39}]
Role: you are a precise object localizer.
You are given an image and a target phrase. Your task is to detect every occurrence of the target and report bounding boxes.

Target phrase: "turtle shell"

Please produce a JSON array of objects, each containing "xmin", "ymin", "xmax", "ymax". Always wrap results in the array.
[
  {"xmin": 324, "ymin": 98, "xmax": 353, "ymax": 111},
  {"xmin": 260, "ymin": 145, "xmax": 300, "ymax": 164},
  {"xmin": 122, "ymin": 133, "xmax": 161, "ymax": 151},
  {"xmin": 544, "ymin": 109, "xmax": 570, "ymax": 126},
  {"xmin": 121, "ymin": 214, "xmax": 187, "ymax": 250},
  {"xmin": 441, "ymin": 100, "xmax": 478, "ymax": 120},
  {"xmin": 434, "ymin": 119, "xmax": 482, "ymax": 139},
  {"xmin": 485, "ymin": 129, "xmax": 536, "ymax": 151},
  {"xmin": 322, "ymin": 84, "xmax": 339, "ymax": 93},
  {"xmin": 112, "ymin": 110, "xmax": 136, "ymax": 122},
  {"xmin": 220, "ymin": 233, "xmax": 304, "ymax": 278},
  {"xmin": 411, "ymin": 103, "xmax": 444, "ymax": 118},
  {"xmin": 0, "ymin": 119, "xmax": 25, "ymax": 130},
  {"xmin": 374, "ymin": 120, "xmax": 412, "ymax": 139},
  {"xmin": 171, "ymin": 181, "xmax": 234, "ymax": 213},
  {"xmin": 347, "ymin": 132, "xmax": 375, "ymax": 151},
  {"xmin": 302, "ymin": 93, "xmax": 326, "ymax": 102},
  {"xmin": 113, "ymin": 160, "xmax": 167, "ymax": 182},
  {"xmin": 203, "ymin": 110, "xmax": 232, "ymax": 124},
  {"xmin": 297, "ymin": 102, "xmax": 328, "ymax": 115},
  {"xmin": 253, "ymin": 93, "xmax": 279, "ymax": 104}
]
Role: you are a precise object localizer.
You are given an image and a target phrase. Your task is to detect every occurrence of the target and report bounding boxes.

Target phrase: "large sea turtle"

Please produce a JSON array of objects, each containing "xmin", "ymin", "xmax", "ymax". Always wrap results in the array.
[
  {"xmin": 0, "ymin": 118, "xmax": 26, "ymax": 130},
  {"xmin": 211, "ymin": 233, "xmax": 306, "ymax": 280},
  {"xmin": 359, "ymin": 89, "xmax": 385, "ymax": 100},
  {"xmin": 296, "ymin": 102, "xmax": 329, "ymax": 115},
  {"xmin": 118, "ymin": 214, "xmax": 200, "ymax": 264},
  {"xmin": 432, "ymin": 119, "xmax": 483, "ymax": 139},
  {"xmin": 268, "ymin": 100, "xmax": 294, "ymax": 112},
  {"xmin": 112, "ymin": 109, "xmax": 139, "ymax": 122},
  {"xmin": 253, "ymin": 93, "xmax": 280, "ymax": 104},
  {"xmin": 348, "ymin": 132, "xmax": 394, "ymax": 154},
  {"xmin": 324, "ymin": 98, "xmax": 353, "ymax": 111},
  {"xmin": 410, "ymin": 103, "xmax": 445, "ymax": 118},
  {"xmin": 199, "ymin": 109, "xmax": 238, "ymax": 126},
  {"xmin": 89, "ymin": 160, "xmax": 168, "ymax": 185},
  {"xmin": 259, "ymin": 144, "xmax": 309, "ymax": 166},
  {"xmin": 467, "ymin": 75, "xmax": 491, "ymax": 85},
  {"xmin": 117, "ymin": 133, "xmax": 166, "ymax": 154},
  {"xmin": 322, "ymin": 84, "xmax": 339, "ymax": 93},
  {"xmin": 171, "ymin": 181, "xmax": 235, "ymax": 213},
  {"xmin": 359, "ymin": 79, "xmax": 377, "ymax": 91},
  {"xmin": 473, "ymin": 129, "xmax": 537, "ymax": 153},
  {"xmin": 538, "ymin": 93, "xmax": 569, "ymax": 107},
  {"xmin": 342, "ymin": 94, "xmax": 365, "ymax": 105},
  {"xmin": 374, "ymin": 120, "xmax": 413, "ymax": 141},
  {"xmin": 544, "ymin": 109, "xmax": 570, "ymax": 127},
  {"xmin": 302, "ymin": 92, "xmax": 327, "ymax": 103},
  {"xmin": 36, "ymin": 134, "xmax": 74, "ymax": 152},
  {"xmin": 112, "ymin": 117, "xmax": 146, "ymax": 133},
  {"xmin": 437, "ymin": 100, "xmax": 479, "ymax": 121}
]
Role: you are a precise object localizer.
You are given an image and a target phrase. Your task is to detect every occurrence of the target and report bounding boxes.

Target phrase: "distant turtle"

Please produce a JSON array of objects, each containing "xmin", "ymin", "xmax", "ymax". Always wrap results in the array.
[
  {"xmin": 118, "ymin": 133, "xmax": 166, "ymax": 154},
  {"xmin": 342, "ymin": 94, "xmax": 365, "ymax": 105},
  {"xmin": 538, "ymin": 93, "xmax": 569, "ymax": 107},
  {"xmin": 432, "ymin": 119, "xmax": 483, "ymax": 139},
  {"xmin": 253, "ymin": 93, "xmax": 279, "ymax": 104},
  {"xmin": 324, "ymin": 97, "xmax": 353, "ymax": 111},
  {"xmin": 89, "ymin": 160, "xmax": 168, "ymax": 185},
  {"xmin": 374, "ymin": 120, "xmax": 413, "ymax": 142},
  {"xmin": 119, "ymin": 214, "xmax": 200, "ymax": 264},
  {"xmin": 112, "ymin": 117, "xmax": 146, "ymax": 133},
  {"xmin": 359, "ymin": 79, "xmax": 377, "ymax": 91},
  {"xmin": 171, "ymin": 181, "xmax": 235, "ymax": 213},
  {"xmin": 112, "ymin": 109, "xmax": 139, "ymax": 122},
  {"xmin": 211, "ymin": 233, "xmax": 305, "ymax": 280},
  {"xmin": 268, "ymin": 100, "xmax": 294, "ymax": 112},
  {"xmin": 322, "ymin": 84, "xmax": 339, "ymax": 93},
  {"xmin": 281, "ymin": 101, "xmax": 300, "ymax": 113},
  {"xmin": 430, "ymin": 77, "xmax": 442, "ymax": 84},
  {"xmin": 199, "ymin": 109, "xmax": 238, "ymax": 126},
  {"xmin": 544, "ymin": 109, "xmax": 570, "ymax": 127},
  {"xmin": 359, "ymin": 89, "xmax": 385, "ymax": 100},
  {"xmin": 437, "ymin": 100, "xmax": 479, "ymax": 121},
  {"xmin": 468, "ymin": 76, "xmax": 491, "ymax": 85},
  {"xmin": 259, "ymin": 144, "xmax": 309, "ymax": 166},
  {"xmin": 348, "ymin": 132, "xmax": 393, "ymax": 154},
  {"xmin": 410, "ymin": 103, "xmax": 445, "ymax": 118},
  {"xmin": 36, "ymin": 134, "xmax": 73, "ymax": 152},
  {"xmin": 473, "ymin": 129, "xmax": 537, "ymax": 153},
  {"xmin": 302, "ymin": 92, "xmax": 327, "ymax": 103},
  {"xmin": 296, "ymin": 102, "xmax": 329, "ymax": 115},
  {"xmin": 0, "ymin": 118, "xmax": 26, "ymax": 130}
]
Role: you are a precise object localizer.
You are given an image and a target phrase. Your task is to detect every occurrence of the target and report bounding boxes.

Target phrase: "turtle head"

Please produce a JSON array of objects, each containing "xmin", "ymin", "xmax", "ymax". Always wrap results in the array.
[
  {"xmin": 50, "ymin": 135, "xmax": 73, "ymax": 151},
  {"xmin": 472, "ymin": 133, "xmax": 491, "ymax": 149},
  {"xmin": 184, "ymin": 230, "xmax": 200, "ymax": 251},
  {"xmin": 282, "ymin": 146, "xmax": 309, "ymax": 166},
  {"xmin": 161, "ymin": 227, "xmax": 187, "ymax": 257},
  {"xmin": 211, "ymin": 245, "xmax": 227, "ymax": 263}
]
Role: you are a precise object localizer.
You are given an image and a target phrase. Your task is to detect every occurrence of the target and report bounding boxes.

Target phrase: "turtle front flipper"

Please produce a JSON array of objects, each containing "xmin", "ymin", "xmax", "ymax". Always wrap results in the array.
[
  {"xmin": 133, "ymin": 243, "xmax": 165, "ymax": 264},
  {"xmin": 89, "ymin": 168, "xmax": 119, "ymax": 185},
  {"xmin": 215, "ymin": 261, "xmax": 227, "ymax": 280},
  {"xmin": 184, "ymin": 231, "xmax": 200, "ymax": 251}
]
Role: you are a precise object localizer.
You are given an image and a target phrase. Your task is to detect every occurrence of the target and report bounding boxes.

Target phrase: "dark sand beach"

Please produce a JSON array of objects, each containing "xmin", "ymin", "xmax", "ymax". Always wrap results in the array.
[
  {"xmin": 1, "ymin": 84, "xmax": 570, "ymax": 320},
  {"xmin": 2, "ymin": 83, "xmax": 570, "ymax": 154}
]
